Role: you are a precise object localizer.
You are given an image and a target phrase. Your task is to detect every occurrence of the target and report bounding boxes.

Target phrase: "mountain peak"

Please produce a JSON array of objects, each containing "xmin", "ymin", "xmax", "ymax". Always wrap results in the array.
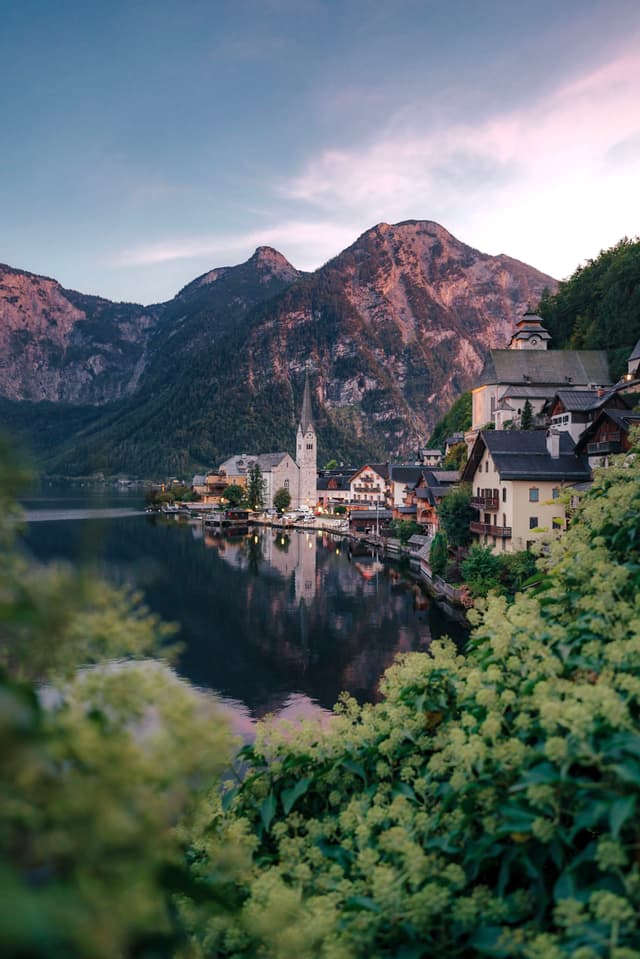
[{"xmin": 249, "ymin": 246, "xmax": 300, "ymax": 283}]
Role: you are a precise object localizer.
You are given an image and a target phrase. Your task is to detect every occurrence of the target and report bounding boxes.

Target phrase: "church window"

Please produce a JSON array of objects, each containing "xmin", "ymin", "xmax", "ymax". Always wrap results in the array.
[
  {"xmin": 306, "ymin": 443, "xmax": 313, "ymax": 450},
  {"xmin": 284, "ymin": 479, "xmax": 289, "ymax": 489}
]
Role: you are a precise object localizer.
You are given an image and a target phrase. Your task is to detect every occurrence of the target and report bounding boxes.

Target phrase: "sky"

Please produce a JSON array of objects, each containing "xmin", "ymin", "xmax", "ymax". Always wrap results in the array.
[{"xmin": 1, "ymin": 0, "xmax": 639, "ymax": 304}]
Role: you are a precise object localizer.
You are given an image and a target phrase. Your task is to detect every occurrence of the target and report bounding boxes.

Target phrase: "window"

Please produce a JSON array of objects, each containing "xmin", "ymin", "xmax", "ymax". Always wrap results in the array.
[
  {"xmin": 502, "ymin": 487, "xmax": 507, "ymax": 502},
  {"xmin": 306, "ymin": 443, "xmax": 313, "ymax": 450},
  {"xmin": 485, "ymin": 461, "xmax": 489, "ymax": 473},
  {"xmin": 552, "ymin": 517, "xmax": 563, "ymax": 530},
  {"xmin": 529, "ymin": 487, "xmax": 539, "ymax": 502},
  {"xmin": 529, "ymin": 516, "xmax": 539, "ymax": 529},
  {"xmin": 552, "ymin": 487, "xmax": 560, "ymax": 499},
  {"xmin": 284, "ymin": 479, "xmax": 289, "ymax": 489}
]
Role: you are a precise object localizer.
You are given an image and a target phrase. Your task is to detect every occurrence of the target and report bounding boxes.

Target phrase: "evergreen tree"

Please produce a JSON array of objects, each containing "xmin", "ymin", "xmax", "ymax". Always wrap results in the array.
[
  {"xmin": 429, "ymin": 530, "xmax": 448, "ymax": 575},
  {"xmin": 521, "ymin": 398, "xmax": 534, "ymax": 430},
  {"xmin": 246, "ymin": 462, "xmax": 265, "ymax": 510},
  {"xmin": 437, "ymin": 485, "xmax": 475, "ymax": 548}
]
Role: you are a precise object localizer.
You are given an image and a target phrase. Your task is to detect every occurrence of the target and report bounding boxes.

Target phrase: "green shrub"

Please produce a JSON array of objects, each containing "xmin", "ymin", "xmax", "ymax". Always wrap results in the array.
[{"xmin": 192, "ymin": 442, "xmax": 640, "ymax": 958}]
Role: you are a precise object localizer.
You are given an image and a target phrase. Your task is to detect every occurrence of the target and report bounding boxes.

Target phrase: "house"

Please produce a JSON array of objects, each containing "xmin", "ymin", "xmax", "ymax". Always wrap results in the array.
[
  {"xmin": 316, "ymin": 466, "xmax": 358, "ymax": 509},
  {"xmin": 405, "ymin": 469, "xmax": 460, "ymax": 535},
  {"xmin": 544, "ymin": 388, "xmax": 630, "ymax": 443},
  {"xmin": 461, "ymin": 429, "xmax": 591, "ymax": 553},
  {"xmin": 348, "ymin": 508, "xmax": 393, "ymax": 536},
  {"xmin": 388, "ymin": 465, "xmax": 423, "ymax": 510},
  {"xmin": 444, "ymin": 432, "xmax": 465, "ymax": 455},
  {"xmin": 471, "ymin": 310, "xmax": 611, "ymax": 434},
  {"xmin": 349, "ymin": 464, "xmax": 389, "ymax": 507},
  {"xmin": 574, "ymin": 408, "xmax": 640, "ymax": 468},
  {"xmin": 420, "ymin": 448, "xmax": 442, "ymax": 467}
]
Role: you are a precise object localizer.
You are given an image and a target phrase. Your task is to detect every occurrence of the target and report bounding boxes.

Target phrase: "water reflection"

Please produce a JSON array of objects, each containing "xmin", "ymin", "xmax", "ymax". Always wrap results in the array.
[{"xmin": 21, "ymin": 501, "xmax": 467, "ymax": 719}]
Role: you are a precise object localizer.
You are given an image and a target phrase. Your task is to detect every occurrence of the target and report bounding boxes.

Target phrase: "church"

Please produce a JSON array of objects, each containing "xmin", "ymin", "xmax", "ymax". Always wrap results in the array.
[
  {"xmin": 216, "ymin": 372, "xmax": 317, "ymax": 511},
  {"xmin": 470, "ymin": 310, "xmax": 611, "ymax": 435}
]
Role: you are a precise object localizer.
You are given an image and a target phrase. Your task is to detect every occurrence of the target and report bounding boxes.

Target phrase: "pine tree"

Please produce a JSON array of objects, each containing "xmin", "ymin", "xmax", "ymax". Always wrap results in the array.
[
  {"xmin": 247, "ymin": 463, "xmax": 265, "ymax": 511},
  {"xmin": 521, "ymin": 398, "xmax": 534, "ymax": 430}
]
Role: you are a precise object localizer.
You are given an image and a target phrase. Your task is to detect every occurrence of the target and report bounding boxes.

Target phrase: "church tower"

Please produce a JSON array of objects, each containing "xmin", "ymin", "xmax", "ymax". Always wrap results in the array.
[
  {"xmin": 509, "ymin": 309, "xmax": 552, "ymax": 350},
  {"xmin": 296, "ymin": 371, "xmax": 317, "ymax": 509}
]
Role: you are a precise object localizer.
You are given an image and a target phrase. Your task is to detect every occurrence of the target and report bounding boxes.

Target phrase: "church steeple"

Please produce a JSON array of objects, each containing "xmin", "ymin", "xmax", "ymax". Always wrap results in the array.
[
  {"xmin": 296, "ymin": 369, "xmax": 317, "ymax": 510},
  {"xmin": 300, "ymin": 369, "xmax": 314, "ymax": 432}
]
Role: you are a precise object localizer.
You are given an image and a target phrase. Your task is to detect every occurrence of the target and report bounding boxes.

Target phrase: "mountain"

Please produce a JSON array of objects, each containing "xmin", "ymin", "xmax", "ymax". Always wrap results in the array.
[
  {"xmin": 0, "ymin": 222, "xmax": 556, "ymax": 476},
  {"xmin": 0, "ymin": 263, "xmax": 163, "ymax": 404}
]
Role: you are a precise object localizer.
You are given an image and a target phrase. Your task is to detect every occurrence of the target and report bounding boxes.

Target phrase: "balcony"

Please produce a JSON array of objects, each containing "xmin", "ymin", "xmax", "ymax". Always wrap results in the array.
[
  {"xmin": 471, "ymin": 492, "xmax": 499, "ymax": 511},
  {"xmin": 353, "ymin": 484, "xmax": 384, "ymax": 494},
  {"xmin": 587, "ymin": 433, "xmax": 622, "ymax": 455},
  {"xmin": 470, "ymin": 520, "xmax": 512, "ymax": 539}
]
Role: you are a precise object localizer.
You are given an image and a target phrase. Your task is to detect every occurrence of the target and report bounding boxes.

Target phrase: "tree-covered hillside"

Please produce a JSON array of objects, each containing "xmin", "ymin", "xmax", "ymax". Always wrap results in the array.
[{"xmin": 538, "ymin": 237, "xmax": 640, "ymax": 379}]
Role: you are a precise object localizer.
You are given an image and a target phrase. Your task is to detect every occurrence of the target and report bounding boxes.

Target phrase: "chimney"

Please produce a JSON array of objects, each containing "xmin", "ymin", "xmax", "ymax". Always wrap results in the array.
[{"xmin": 546, "ymin": 429, "xmax": 560, "ymax": 459}]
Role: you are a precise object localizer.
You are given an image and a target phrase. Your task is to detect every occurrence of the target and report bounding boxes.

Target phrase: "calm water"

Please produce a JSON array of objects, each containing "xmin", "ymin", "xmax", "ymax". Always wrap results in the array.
[{"xmin": 20, "ymin": 486, "xmax": 466, "ymax": 720}]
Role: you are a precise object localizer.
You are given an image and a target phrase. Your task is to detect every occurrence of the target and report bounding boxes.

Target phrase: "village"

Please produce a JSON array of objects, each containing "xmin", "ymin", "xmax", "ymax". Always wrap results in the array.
[{"xmin": 172, "ymin": 310, "xmax": 640, "ymax": 598}]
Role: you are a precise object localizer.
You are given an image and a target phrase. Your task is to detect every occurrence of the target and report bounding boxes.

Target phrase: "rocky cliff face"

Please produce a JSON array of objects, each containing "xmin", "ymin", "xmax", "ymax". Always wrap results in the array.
[
  {"xmin": 0, "ymin": 222, "xmax": 556, "ymax": 474},
  {"xmin": 0, "ymin": 264, "xmax": 163, "ymax": 404}
]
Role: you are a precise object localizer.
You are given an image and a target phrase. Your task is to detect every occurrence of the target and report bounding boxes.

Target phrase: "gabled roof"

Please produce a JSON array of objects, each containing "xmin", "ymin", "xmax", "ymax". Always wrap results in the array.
[
  {"xmin": 462, "ymin": 430, "xmax": 591, "ymax": 483},
  {"xmin": 389, "ymin": 465, "xmax": 423, "ymax": 485},
  {"xmin": 218, "ymin": 453, "xmax": 258, "ymax": 474},
  {"xmin": 550, "ymin": 389, "xmax": 601, "ymax": 412},
  {"xmin": 256, "ymin": 452, "xmax": 292, "ymax": 470},
  {"xmin": 478, "ymin": 350, "xmax": 611, "ymax": 388},
  {"xmin": 317, "ymin": 475, "xmax": 351, "ymax": 491},
  {"xmin": 350, "ymin": 463, "xmax": 390, "ymax": 482},
  {"xmin": 629, "ymin": 338, "xmax": 640, "ymax": 363},
  {"xmin": 575, "ymin": 409, "xmax": 640, "ymax": 453}
]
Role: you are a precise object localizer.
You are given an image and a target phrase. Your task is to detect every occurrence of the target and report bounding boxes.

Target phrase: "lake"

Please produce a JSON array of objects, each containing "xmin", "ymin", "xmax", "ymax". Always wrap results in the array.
[{"xmin": 20, "ymin": 486, "xmax": 467, "ymax": 724}]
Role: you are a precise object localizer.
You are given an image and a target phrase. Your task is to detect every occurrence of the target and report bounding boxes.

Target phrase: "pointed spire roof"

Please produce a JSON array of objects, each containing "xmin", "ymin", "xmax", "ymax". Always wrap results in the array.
[{"xmin": 300, "ymin": 370, "xmax": 314, "ymax": 432}]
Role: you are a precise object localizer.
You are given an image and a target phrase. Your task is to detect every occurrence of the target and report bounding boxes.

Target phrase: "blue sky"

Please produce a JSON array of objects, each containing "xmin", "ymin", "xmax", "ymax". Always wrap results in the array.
[{"xmin": 1, "ymin": 0, "xmax": 639, "ymax": 303}]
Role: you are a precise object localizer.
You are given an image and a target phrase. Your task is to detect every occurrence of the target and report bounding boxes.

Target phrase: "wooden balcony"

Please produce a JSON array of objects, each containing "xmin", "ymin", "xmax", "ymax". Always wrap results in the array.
[
  {"xmin": 470, "ymin": 520, "xmax": 512, "ymax": 539},
  {"xmin": 587, "ymin": 433, "xmax": 622, "ymax": 455},
  {"xmin": 471, "ymin": 492, "xmax": 499, "ymax": 511}
]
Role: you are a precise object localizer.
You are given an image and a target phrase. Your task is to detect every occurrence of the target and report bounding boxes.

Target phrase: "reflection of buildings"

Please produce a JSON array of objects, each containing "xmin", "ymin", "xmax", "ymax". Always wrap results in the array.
[{"xmin": 262, "ymin": 530, "xmax": 317, "ymax": 604}]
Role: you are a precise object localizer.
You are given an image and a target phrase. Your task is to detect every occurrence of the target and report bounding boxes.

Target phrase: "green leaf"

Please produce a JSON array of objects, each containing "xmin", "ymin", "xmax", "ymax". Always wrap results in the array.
[
  {"xmin": 260, "ymin": 792, "xmax": 277, "ymax": 833},
  {"xmin": 344, "ymin": 895, "xmax": 380, "ymax": 913},
  {"xmin": 609, "ymin": 795, "xmax": 636, "ymax": 839},
  {"xmin": 342, "ymin": 759, "xmax": 367, "ymax": 784},
  {"xmin": 281, "ymin": 777, "xmax": 311, "ymax": 815}
]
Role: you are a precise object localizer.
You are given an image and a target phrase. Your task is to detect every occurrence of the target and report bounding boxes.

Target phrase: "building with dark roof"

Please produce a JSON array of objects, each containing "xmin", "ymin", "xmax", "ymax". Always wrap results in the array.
[
  {"xmin": 575, "ymin": 408, "xmax": 640, "ymax": 466},
  {"xmin": 472, "ymin": 310, "xmax": 611, "ymax": 433},
  {"xmin": 461, "ymin": 429, "xmax": 591, "ymax": 553},
  {"xmin": 544, "ymin": 387, "xmax": 629, "ymax": 442}
]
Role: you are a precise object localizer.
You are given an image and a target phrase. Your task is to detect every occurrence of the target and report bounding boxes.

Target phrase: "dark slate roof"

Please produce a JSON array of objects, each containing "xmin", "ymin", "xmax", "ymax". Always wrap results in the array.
[
  {"xmin": 349, "ymin": 509, "xmax": 393, "ymax": 520},
  {"xmin": 256, "ymin": 452, "xmax": 290, "ymax": 470},
  {"xmin": 317, "ymin": 475, "xmax": 351, "ymax": 491},
  {"xmin": 353, "ymin": 463, "xmax": 390, "ymax": 481},
  {"xmin": 500, "ymin": 385, "xmax": 560, "ymax": 400},
  {"xmin": 431, "ymin": 470, "xmax": 460, "ymax": 483},
  {"xmin": 574, "ymin": 409, "xmax": 640, "ymax": 453},
  {"xmin": 552, "ymin": 389, "xmax": 600, "ymax": 412},
  {"xmin": 445, "ymin": 432, "xmax": 464, "ymax": 446},
  {"xmin": 463, "ymin": 430, "xmax": 591, "ymax": 482},
  {"xmin": 389, "ymin": 465, "xmax": 423, "ymax": 485},
  {"xmin": 478, "ymin": 350, "xmax": 611, "ymax": 388},
  {"xmin": 397, "ymin": 505, "xmax": 417, "ymax": 514}
]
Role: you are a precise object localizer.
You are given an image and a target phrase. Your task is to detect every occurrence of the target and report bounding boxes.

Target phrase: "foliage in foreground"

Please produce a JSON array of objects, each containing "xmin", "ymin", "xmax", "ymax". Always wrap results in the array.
[
  {"xmin": 188, "ymin": 444, "xmax": 640, "ymax": 958},
  {"xmin": 0, "ymin": 439, "xmax": 236, "ymax": 958}
]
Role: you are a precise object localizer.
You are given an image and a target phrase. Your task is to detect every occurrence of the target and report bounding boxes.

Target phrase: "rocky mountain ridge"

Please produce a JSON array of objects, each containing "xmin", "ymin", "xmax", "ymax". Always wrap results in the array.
[{"xmin": 0, "ymin": 221, "xmax": 556, "ymax": 474}]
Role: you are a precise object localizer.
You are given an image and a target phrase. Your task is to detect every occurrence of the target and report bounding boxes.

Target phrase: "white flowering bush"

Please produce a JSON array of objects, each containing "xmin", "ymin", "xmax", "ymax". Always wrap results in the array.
[{"xmin": 188, "ymin": 443, "xmax": 640, "ymax": 958}]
